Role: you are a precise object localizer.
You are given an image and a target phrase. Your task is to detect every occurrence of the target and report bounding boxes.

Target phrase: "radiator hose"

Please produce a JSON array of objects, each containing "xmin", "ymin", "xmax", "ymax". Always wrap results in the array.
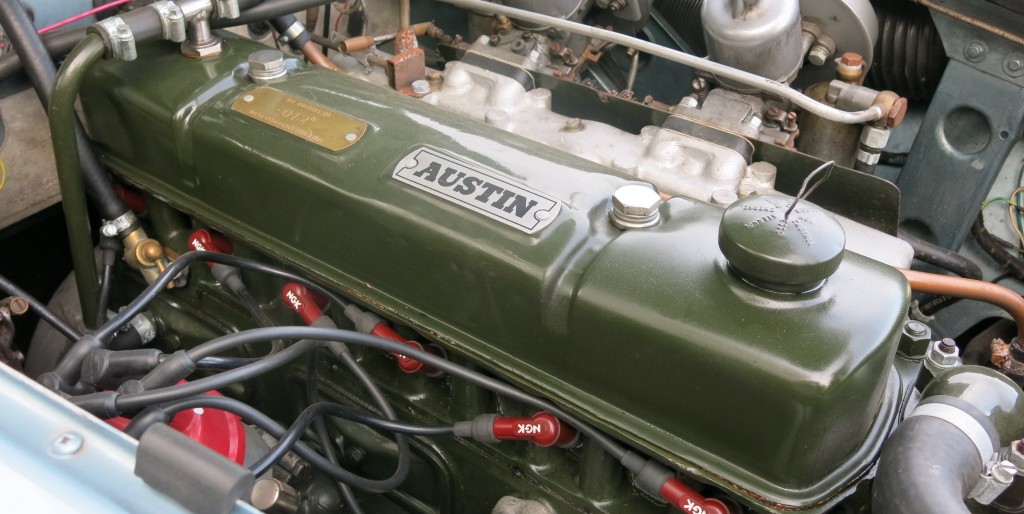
[{"xmin": 873, "ymin": 366, "xmax": 1024, "ymax": 513}]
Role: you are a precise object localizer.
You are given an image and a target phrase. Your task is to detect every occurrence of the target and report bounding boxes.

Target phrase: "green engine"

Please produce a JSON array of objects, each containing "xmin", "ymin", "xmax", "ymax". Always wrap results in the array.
[{"xmin": 76, "ymin": 36, "xmax": 914, "ymax": 512}]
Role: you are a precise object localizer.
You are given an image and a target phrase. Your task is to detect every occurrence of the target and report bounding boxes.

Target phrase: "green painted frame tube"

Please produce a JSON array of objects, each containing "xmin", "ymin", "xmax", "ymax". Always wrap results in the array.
[{"xmin": 48, "ymin": 33, "xmax": 107, "ymax": 329}]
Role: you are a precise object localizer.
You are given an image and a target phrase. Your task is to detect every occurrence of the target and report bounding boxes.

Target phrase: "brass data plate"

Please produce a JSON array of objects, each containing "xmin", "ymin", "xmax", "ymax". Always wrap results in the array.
[{"xmin": 231, "ymin": 87, "xmax": 367, "ymax": 151}]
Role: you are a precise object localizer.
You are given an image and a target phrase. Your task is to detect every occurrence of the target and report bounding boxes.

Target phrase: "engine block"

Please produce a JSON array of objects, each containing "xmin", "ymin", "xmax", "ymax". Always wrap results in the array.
[{"xmin": 79, "ymin": 37, "xmax": 912, "ymax": 511}]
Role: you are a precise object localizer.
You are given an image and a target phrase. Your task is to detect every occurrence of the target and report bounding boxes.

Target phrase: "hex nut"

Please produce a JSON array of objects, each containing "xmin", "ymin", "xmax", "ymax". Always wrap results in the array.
[
  {"xmin": 899, "ymin": 320, "xmax": 932, "ymax": 358},
  {"xmin": 610, "ymin": 185, "xmax": 663, "ymax": 229},
  {"xmin": 924, "ymin": 339, "xmax": 962, "ymax": 374},
  {"xmin": 860, "ymin": 126, "xmax": 891, "ymax": 150},
  {"xmin": 678, "ymin": 96, "xmax": 699, "ymax": 109}
]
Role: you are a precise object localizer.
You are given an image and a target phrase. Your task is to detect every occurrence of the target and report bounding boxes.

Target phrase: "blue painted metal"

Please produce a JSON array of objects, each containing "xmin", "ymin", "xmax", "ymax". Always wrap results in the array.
[
  {"xmin": 0, "ymin": 364, "xmax": 260, "ymax": 514},
  {"xmin": 895, "ymin": 0, "xmax": 1024, "ymax": 249}
]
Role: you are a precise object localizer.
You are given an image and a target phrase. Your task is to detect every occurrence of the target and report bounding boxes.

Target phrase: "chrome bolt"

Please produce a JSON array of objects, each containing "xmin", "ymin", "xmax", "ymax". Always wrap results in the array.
[
  {"xmin": 807, "ymin": 44, "xmax": 831, "ymax": 66},
  {"xmin": 905, "ymin": 320, "xmax": 928, "ymax": 338},
  {"xmin": 411, "ymin": 79, "xmax": 431, "ymax": 95},
  {"xmin": 50, "ymin": 432, "xmax": 84, "ymax": 458},
  {"xmin": 610, "ymin": 184, "xmax": 662, "ymax": 230},
  {"xmin": 248, "ymin": 50, "xmax": 287, "ymax": 83}
]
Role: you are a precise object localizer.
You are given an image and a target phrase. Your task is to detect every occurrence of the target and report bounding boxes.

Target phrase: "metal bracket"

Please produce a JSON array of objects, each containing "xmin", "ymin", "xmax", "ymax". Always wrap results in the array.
[
  {"xmin": 151, "ymin": 1, "xmax": 187, "ymax": 43},
  {"xmin": 91, "ymin": 17, "xmax": 137, "ymax": 61},
  {"xmin": 213, "ymin": 0, "xmax": 240, "ymax": 20}
]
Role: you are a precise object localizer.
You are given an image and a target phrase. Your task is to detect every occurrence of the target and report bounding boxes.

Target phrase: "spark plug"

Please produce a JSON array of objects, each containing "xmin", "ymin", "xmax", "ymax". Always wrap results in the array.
[
  {"xmin": 454, "ymin": 411, "xmax": 578, "ymax": 447},
  {"xmin": 282, "ymin": 283, "xmax": 445, "ymax": 375},
  {"xmin": 620, "ymin": 452, "xmax": 731, "ymax": 514}
]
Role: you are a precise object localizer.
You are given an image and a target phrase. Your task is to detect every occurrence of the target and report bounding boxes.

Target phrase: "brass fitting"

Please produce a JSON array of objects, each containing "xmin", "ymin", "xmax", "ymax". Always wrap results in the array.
[
  {"xmin": 872, "ymin": 90, "xmax": 908, "ymax": 128},
  {"xmin": 836, "ymin": 52, "xmax": 866, "ymax": 84},
  {"xmin": 122, "ymin": 227, "xmax": 175, "ymax": 287}
]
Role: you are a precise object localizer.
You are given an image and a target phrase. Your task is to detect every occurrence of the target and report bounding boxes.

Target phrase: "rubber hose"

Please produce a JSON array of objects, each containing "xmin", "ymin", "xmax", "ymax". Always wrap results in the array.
[
  {"xmin": 0, "ymin": 27, "xmax": 87, "ymax": 83},
  {"xmin": 213, "ymin": 0, "xmax": 334, "ymax": 28},
  {"xmin": 865, "ymin": 0, "xmax": 947, "ymax": 101},
  {"xmin": 0, "ymin": 3, "xmax": 129, "ymax": 221},
  {"xmin": 871, "ymin": 407, "xmax": 983, "ymax": 514}
]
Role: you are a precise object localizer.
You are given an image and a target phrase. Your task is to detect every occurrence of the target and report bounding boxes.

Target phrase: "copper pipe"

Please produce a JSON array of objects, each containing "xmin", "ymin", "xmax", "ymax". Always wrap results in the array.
[
  {"xmin": 900, "ymin": 268, "xmax": 1024, "ymax": 342},
  {"xmin": 300, "ymin": 40, "xmax": 340, "ymax": 71},
  {"xmin": 399, "ymin": 0, "xmax": 410, "ymax": 29}
]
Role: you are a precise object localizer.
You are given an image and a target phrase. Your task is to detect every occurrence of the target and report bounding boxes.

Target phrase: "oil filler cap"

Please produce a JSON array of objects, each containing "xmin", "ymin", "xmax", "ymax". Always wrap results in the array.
[{"xmin": 718, "ymin": 193, "xmax": 845, "ymax": 293}]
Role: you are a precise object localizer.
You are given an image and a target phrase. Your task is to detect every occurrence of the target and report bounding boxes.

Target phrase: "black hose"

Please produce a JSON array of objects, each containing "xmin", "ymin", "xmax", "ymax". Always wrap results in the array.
[
  {"xmin": 898, "ymin": 230, "xmax": 984, "ymax": 315},
  {"xmin": 0, "ymin": 27, "xmax": 87, "ymax": 83},
  {"xmin": 973, "ymin": 213, "xmax": 1024, "ymax": 283},
  {"xmin": 872, "ymin": 406, "xmax": 982, "ymax": 514},
  {"xmin": 213, "ymin": 0, "xmax": 334, "ymax": 28},
  {"xmin": 898, "ymin": 230, "xmax": 983, "ymax": 279},
  {"xmin": 0, "ymin": 272, "xmax": 81, "ymax": 342},
  {"xmin": 0, "ymin": 2, "xmax": 129, "ymax": 221}
]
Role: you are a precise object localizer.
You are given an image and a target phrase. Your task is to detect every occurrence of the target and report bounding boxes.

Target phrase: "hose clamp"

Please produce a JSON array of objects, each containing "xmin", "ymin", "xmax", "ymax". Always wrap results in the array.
[
  {"xmin": 908, "ymin": 402, "xmax": 994, "ymax": 463},
  {"xmin": 91, "ymin": 17, "xmax": 137, "ymax": 61},
  {"xmin": 151, "ymin": 1, "xmax": 187, "ymax": 43},
  {"xmin": 970, "ymin": 457, "xmax": 1017, "ymax": 505},
  {"xmin": 100, "ymin": 211, "xmax": 138, "ymax": 238},
  {"xmin": 280, "ymin": 21, "xmax": 305, "ymax": 44}
]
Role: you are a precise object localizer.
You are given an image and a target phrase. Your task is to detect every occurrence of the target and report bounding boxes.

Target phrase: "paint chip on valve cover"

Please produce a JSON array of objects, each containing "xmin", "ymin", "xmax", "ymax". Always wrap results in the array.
[{"xmin": 393, "ymin": 147, "xmax": 561, "ymax": 234}]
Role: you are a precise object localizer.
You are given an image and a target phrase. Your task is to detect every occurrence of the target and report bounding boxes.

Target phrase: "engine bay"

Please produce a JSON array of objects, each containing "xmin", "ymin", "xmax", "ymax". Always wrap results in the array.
[{"xmin": 1, "ymin": 0, "xmax": 1024, "ymax": 513}]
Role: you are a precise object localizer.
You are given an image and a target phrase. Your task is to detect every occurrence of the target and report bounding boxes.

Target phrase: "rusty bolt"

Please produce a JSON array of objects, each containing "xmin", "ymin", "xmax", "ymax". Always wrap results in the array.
[
  {"xmin": 887, "ymin": 97, "xmax": 908, "ymax": 128},
  {"xmin": 7, "ymin": 297, "xmax": 29, "ymax": 316},
  {"xmin": 938, "ymin": 338, "xmax": 957, "ymax": 354},
  {"xmin": 563, "ymin": 117, "xmax": 584, "ymax": 132},
  {"xmin": 840, "ymin": 52, "xmax": 864, "ymax": 68}
]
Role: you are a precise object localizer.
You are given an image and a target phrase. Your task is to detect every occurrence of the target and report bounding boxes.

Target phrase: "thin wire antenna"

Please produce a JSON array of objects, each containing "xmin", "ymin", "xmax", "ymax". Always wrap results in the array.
[{"xmin": 784, "ymin": 160, "xmax": 836, "ymax": 221}]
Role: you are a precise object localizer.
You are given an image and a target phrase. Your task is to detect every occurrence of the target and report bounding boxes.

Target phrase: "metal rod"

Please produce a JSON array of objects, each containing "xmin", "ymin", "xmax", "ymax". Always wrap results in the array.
[
  {"xmin": 48, "ymin": 34, "xmax": 107, "ymax": 329},
  {"xmin": 433, "ymin": 0, "xmax": 884, "ymax": 125}
]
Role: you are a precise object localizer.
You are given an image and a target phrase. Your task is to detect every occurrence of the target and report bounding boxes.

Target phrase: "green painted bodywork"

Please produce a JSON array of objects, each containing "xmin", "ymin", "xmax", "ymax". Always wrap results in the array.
[{"xmin": 79, "ymin": 37, "xmax": 911, "ymax": 511}]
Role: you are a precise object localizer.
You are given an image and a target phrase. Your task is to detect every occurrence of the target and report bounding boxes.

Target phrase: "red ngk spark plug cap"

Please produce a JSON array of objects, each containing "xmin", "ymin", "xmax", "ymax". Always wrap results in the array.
[
  {"xmin": 188, "ymin": 229, "xmax": 235, "ymax": 267},
  {"xmin": 455, "ymin": 411, "xmax": 578, "ymax": 447},
  {"xmin": 280, "ymin": 282, "xmax": 331, "ymax": 325}
]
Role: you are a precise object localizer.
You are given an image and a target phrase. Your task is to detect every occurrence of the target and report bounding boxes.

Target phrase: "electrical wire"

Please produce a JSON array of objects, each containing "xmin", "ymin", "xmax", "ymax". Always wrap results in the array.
[
  {"xmin": 1011, "ymin": 186, "xmax": 1024, "ymax": 248},
  {"xmin": 250, "ymin": 401, "xmax": 454, "ymax": 476},
  {"xmin": 0, "ymin": 272, "xmax": 81, "ymax": 341},
  {"xmin": 94, "ymin": 251, "xmax": 351, "ymax": 343},
  {"xmin": 0, "ymin": 156, "xmax": 6, "ymax": 193},
  {"xmin": 36, "ymin": 0, "xmax": 132, "ymax": 35},
  {"xmin": 306, "ymin": 347, "xmax": 366, "ymax": 514},
  {"xmin": 125, "ymin": 395, "xmax": 438, "ymax": 497},
  {"xmin": 92, "ymin": 326, "xmax": 629, "ymax": 462}
]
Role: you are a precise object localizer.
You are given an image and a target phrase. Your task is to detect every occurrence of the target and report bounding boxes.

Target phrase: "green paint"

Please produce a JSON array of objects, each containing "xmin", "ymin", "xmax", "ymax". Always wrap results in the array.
[{"xmin": 80, "ymin": 36, "xmax": 911, "ymax": 511}]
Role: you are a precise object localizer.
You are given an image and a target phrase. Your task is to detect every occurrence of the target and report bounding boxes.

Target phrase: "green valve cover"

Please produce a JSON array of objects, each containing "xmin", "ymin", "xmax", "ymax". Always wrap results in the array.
[{"xmin": 78, "ymin": 37, "xmax": 910, "ymax": 510}]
